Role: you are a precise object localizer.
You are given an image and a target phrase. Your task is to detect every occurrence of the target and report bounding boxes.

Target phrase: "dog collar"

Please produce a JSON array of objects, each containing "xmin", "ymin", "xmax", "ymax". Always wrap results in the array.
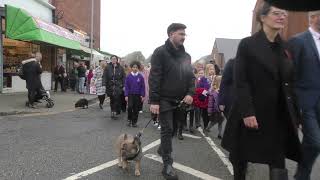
[{"xmin": 125, "ymin": 147, "xmax": 141, "ymax": 161}]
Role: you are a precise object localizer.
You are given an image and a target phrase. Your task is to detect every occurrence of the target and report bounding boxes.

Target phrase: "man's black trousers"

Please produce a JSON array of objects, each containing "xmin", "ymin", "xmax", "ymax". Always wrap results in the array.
[
  {"xmin": 159, "ymin": 100, "xmax": 185, "ymax": 165},
  {"xmin": 54, "ymin": 77, "xmax": 65, "ymax": 91}
]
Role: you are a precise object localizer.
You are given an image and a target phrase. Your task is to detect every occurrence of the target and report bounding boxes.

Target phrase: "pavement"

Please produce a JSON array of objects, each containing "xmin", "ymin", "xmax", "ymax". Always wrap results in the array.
[{"xmin": 0, "ymin": 91, "xmax": 98, "ymax": 116}]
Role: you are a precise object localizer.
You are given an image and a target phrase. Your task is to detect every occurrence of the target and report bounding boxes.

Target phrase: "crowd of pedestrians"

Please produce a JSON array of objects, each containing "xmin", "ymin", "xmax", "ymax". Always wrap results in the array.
[
  {"xmin": 83, "ymin": 6, "xmax": 320, "ymax": 179},
  {"xmin": 19, "ymin": 2, "xmax": 320, "ymax": 179},
  {"xmin": 145, "ymin": 4, "xmax": 319, "ymax": 179}
]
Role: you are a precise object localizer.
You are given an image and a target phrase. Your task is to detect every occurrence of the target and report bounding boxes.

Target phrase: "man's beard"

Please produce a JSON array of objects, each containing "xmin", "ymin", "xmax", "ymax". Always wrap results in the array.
[{"xmin": 174, "ymin": 40, "xmax": 184, "ymax": 47}]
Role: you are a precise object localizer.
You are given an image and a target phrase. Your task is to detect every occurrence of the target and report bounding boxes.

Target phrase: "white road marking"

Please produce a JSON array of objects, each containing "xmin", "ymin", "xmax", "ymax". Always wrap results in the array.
[
  {"xmin": 63, "ymin": 159, "xmax": 118, "ymax": 180},
  {"xmin": 182, "ymin": 133, "xmax": 202, "ymax": 139},
  {"xmin": 62, "ymin": 139, "xmax": 161, "ymax": 180},
  {"xmin": 145, "ymin": 154, "xmax": 222, "ymax": 180},
  {"xmin": 63, "ymin": 126, "xmax": 233, "ymax": 179},
  {"xmin": 198, "ymin": 127, "xmax": 234, "ymax": 175},
  {"xmin": 142, "ymin": 139, "xmax": 161, "ymax": 152}
]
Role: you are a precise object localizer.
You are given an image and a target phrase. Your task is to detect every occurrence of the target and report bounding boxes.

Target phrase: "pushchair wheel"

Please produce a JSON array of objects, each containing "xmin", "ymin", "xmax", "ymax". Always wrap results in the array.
[
  {"xmin": 25, "ymin": 101, "xmax": 30, "ymax": 107},
  {"xmin": 46, "ymin": 99, "xmax": 54, "ymax": 108}
]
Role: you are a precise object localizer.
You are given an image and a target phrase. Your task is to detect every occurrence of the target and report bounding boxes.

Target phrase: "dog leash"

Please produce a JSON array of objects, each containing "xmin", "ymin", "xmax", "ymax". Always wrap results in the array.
[
  {"xmin": 136, "ymin": 100, "xmax": 186, "ymax": 138},
  {"xmin": 136, "ymin": 118, "xmax": 153, "ymax": 138}
]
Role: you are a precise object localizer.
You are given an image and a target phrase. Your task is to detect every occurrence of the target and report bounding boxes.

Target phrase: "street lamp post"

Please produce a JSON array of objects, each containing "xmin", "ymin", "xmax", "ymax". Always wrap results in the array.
[
  {"xmin": 0, "ymin": 7, "xmax": 4, "ymax": 93},
  {"xmin": 90, "ymin": 0, "xmax": 94, "ymax": 64}
]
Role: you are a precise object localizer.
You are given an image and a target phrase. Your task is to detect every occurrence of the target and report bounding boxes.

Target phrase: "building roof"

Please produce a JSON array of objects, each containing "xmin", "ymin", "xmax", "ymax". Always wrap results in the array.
[
  {"xmin": 213, "ymin": 38, "xmax": 241, "ymax": 63},
  {"xmin": 98, "ymin": 50, "xmax": 114, "ymax": 57}
]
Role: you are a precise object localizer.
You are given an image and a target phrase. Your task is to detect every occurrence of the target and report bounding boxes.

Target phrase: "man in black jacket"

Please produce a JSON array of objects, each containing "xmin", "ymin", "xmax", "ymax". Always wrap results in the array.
[
  {"xmin": 149, "ymin": 23, "xmax": 195, "ymax": 180},
  {"xmin": 77, "ymin": 62, "xmax": 87, "ymax": 94},
  {"xmin": 54, "ymin": 63, "xmax": 66, "ymax": 92}
]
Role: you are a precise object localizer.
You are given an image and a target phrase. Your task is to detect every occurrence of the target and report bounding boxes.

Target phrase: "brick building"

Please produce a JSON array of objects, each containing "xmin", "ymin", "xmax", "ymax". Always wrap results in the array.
[
  {"xmin": 211, "ymin": 38, "xmax": 241, "ymax": 70},
  {"xmin": 50, "ymin": 0, "xmax": 101, "ymax": 49},
  {"xmin": 252, "ymin": 0, "xmax": 309, "ymax": 40}
]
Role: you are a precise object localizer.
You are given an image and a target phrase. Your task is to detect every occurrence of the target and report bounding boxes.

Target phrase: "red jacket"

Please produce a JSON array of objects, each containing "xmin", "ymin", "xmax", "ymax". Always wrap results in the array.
[{"xmin": 193, "ymin": 88, "xmax": 209, "ymax": 109}]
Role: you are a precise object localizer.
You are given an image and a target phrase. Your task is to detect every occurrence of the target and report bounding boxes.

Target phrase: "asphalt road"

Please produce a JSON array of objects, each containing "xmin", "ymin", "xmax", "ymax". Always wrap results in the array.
[{"xmin": 0, "ymin": 104, "xmax": 319, "ymax": 180}]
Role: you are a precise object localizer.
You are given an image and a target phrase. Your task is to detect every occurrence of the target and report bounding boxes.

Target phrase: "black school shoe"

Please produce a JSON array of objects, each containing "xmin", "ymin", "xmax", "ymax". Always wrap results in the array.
[{"xmin": 177, "ymin": 133, "xmax": 184, "ymax": 140}]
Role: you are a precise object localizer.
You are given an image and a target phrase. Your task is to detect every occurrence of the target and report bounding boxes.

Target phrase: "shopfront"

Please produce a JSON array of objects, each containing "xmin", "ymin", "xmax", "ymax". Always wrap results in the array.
[
  {"xmin": 1, "ymin": 4, "xmax": 81, "ymax": 93},
  {"xmin": 4, "ymin": 39, "xmax": 36, "ymax": 92}
]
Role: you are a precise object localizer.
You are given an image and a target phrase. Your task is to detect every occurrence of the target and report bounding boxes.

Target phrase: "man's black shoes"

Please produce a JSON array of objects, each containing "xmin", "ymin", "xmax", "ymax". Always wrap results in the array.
[{"xmin": 162, "ymin": 164, "xmax": 178, "ymax": 180}]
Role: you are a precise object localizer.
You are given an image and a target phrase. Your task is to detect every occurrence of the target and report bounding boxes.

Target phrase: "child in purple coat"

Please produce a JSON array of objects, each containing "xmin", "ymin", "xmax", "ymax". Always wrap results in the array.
[
  {"xmin": 125, "ymin": 61, "xmax": 145, "ymax": 127},
  {"xmin": 193, "ymin": 69, "xmax": 211, "ymax": 130},
  {"xmin": 205, "ymin": 75, "xmax": 224, "ymax": 139}
]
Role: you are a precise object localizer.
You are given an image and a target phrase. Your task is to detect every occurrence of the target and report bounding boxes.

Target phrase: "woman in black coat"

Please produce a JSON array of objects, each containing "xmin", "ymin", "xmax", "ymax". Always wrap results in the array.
[
  {"xmin": 102, "ymin": 55, "xmax": 125, "ymax": 118},
  {"xmin": 221, "ymin": 3, "xmax": 301, "ymax": 180}
]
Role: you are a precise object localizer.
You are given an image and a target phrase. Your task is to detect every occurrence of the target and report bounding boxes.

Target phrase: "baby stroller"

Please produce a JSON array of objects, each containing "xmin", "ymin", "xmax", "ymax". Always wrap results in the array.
[{"xmin": 25, "ymin": 87, "xmax": 54, "ymax": 108}]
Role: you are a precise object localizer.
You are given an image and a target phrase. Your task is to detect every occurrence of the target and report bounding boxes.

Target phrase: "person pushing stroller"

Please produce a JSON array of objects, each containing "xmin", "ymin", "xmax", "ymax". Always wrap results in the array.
[{"xmin": 21, "ymin": 52, "xmax": 54, "ymax": 108}]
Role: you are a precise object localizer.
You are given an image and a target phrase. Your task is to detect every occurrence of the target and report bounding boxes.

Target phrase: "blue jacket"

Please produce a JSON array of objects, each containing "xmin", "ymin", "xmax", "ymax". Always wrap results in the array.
[
  {"xmin": 125, "ymin": 73, "xmax": 145, "ymax": 97},
  {"xmin": 288, "ymin": 30, "xmax": 320, "ymax": 110}
]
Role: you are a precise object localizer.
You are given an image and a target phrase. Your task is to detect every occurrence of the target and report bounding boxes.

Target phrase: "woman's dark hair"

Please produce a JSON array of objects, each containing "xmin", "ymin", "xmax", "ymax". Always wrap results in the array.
[
  {"xmin": 256, "ymin": 2, "xmax": 273, "ymax": 26},
  {"xmin": 110, "ymin": 55, "xmax": 118, "ymax": 61},
  {"xmin": 130, "ymin": 61, "xmax": 141, "ymax": 69}
]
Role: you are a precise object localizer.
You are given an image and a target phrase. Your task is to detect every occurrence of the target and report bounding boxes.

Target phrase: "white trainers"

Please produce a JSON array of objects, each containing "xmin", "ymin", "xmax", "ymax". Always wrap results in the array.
[
  {"xmin": 139, "ymin": 111, "xmax": 143, "ymax": 114},
  {"xmin": 157, "ymin": 125, "xmax": 161, "ymax": 130}
]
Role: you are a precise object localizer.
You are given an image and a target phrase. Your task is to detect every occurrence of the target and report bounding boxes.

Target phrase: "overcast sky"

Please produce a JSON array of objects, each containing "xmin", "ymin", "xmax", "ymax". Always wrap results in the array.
[{"xmin": 100, "ymin": 0, "xmax": 256, "ymax": 61}]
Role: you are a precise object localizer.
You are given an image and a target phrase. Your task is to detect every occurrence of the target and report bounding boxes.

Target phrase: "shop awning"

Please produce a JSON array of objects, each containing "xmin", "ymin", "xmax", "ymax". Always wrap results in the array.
[
  {"xmin": 80, "ymin": 46, "xmax": 104, "ymax": 57},
  {"xmin": 5, "ymin": 5, "xmax": 81, "ymax": 50}
]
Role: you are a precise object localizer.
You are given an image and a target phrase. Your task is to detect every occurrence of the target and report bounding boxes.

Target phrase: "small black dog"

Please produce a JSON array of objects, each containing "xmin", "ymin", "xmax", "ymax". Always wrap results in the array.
[{"xmin": 75, "ymin": 98, "xmax": 89, "ymax": 109}]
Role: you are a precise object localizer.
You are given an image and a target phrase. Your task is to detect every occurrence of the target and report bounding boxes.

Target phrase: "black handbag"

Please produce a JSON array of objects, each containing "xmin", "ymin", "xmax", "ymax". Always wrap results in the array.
[{"xmin": 16, "ymin": 64, "xmax": 25, "ymax": 80}]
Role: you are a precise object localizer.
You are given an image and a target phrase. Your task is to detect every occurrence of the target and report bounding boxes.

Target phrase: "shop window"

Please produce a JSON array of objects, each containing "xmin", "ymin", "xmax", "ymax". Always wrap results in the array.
[{"xmin": 3, "ymin": 38, "xmax": 39, "ymax": 88}]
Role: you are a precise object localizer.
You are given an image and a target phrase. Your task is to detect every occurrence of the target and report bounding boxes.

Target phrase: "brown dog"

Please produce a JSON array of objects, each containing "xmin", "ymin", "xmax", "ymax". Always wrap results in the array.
[{"xmin": 115, "ymin": 133, "xmax": 142, "ymax": 176}]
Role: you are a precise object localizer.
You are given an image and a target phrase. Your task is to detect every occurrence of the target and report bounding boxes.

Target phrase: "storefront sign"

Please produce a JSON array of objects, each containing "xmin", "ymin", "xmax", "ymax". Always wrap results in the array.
[
  {"xmin": 35, "ymin": 17, "xmax": 79, "ymax": 42},
  {"xmin": 73, "ymin": 30, "xmax": 89, "ymax": 47}
]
